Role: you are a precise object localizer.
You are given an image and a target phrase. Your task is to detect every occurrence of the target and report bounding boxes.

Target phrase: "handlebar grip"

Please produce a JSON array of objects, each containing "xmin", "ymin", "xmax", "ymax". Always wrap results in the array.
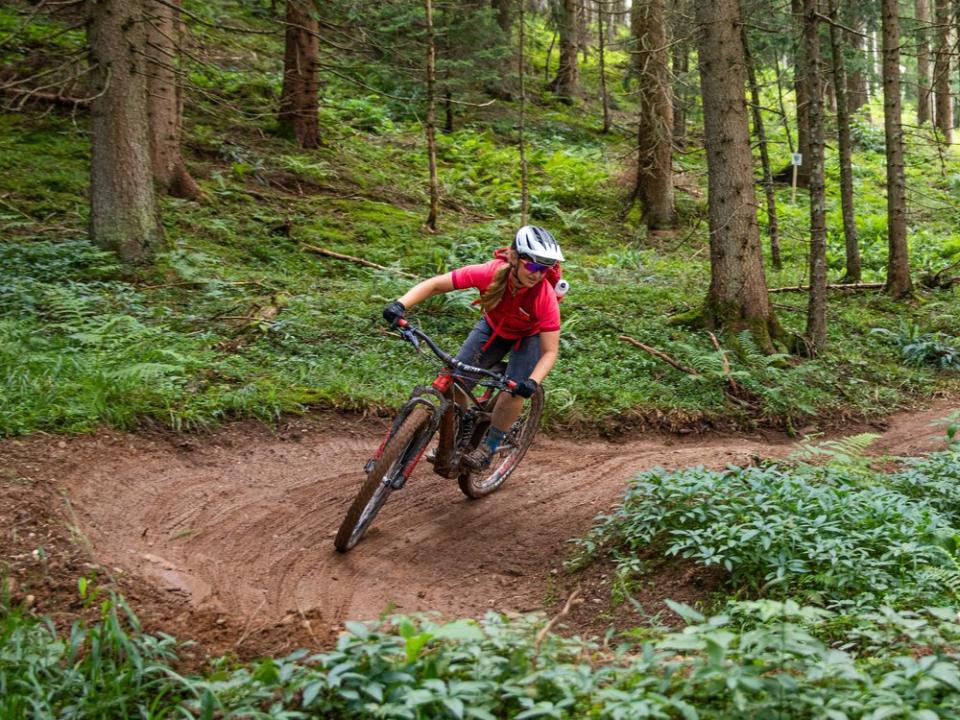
[
  {"xmin": 505, "ymin": 379, "xmax": 518, "ymax": 391},
  {"xmin": 397, "ymin": 318, "xmax": 409, "ymax": 328}
]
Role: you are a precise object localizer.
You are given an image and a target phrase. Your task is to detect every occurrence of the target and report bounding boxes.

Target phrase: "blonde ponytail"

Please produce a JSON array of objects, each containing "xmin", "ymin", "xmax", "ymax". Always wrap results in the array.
[{"xmin": 479, "ymin": 263, "xmax": 510, "ymax": 314}]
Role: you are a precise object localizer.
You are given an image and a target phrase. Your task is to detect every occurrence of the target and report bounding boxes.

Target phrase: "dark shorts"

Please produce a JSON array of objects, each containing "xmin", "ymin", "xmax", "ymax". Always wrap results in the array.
[{"xmin": 453, "ymin": 317, "xmax": 540, "ymax": 389}]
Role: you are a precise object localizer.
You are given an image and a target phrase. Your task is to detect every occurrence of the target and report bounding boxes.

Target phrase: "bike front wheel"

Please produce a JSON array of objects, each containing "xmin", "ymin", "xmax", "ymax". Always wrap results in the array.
[
  {"xmin": 335, "ymin": 406, "xmax": 432, "ymax": 552},
  {"xmin": 457, "ymin": 386, "xmax": 544, "ymax": 499}
]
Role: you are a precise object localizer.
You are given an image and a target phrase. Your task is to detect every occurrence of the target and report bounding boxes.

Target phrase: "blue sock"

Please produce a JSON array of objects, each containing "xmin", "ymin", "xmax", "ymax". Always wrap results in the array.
[{"xmin": 484, "ymin": 426, "xmax": 507, "ymax": 453}]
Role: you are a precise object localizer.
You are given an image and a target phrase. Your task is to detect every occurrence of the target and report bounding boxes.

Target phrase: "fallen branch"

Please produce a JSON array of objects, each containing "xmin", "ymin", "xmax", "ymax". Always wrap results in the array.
[
  {"xmin": 768, "ymin": 282, "xmax": 883, "ymax": 293},
  {"xmin": 921, "ymin": 259, "xmax": 960, "ymax": 289},
  {"xmin": 532, "ymin": 588, "xmax": 581, "ymax": 665},
  {"xmin": 618, "ymin": 335, "xmax": 698, "ymax": 376},
  {"xmin": 708, "ymin": 331, "xmax": 738, "ymax": 393},
  {"xmin": 301, "ymin": 243, "xmax": 419, "ymax": 279},
  {"xmin": 139, "ymin": 280, "xmax": 265, "ymax": 290},
  {"xmin": 235, "ymin": 596, "xmax": 268, "ymax": 648}
]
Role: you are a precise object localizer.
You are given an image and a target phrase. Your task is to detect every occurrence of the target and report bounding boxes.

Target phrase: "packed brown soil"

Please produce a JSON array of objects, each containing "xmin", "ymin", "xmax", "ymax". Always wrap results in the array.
[{"xmin": 1, "ymin": 398, "xmax": 955, "ymax": 659}]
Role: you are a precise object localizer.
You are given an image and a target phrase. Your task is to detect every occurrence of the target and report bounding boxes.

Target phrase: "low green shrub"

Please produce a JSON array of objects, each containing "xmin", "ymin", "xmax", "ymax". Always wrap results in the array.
[{"xmin": 572, "ymin": 450, "xmax": 960, "ymax": 611}]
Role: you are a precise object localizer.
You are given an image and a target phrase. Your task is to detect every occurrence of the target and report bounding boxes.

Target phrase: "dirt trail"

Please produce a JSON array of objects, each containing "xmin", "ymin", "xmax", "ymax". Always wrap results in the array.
[{"xmin": 3, "ymin": 399, "xmax": 956, "ymax": 643}]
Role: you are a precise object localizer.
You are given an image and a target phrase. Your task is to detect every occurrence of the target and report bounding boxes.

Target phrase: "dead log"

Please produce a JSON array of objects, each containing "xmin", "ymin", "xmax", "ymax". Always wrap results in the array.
[
  {"xmin": 920, "ymin": 259, "xmax": 960, "ymax": 289},
  {"xmin": 618, "ymin": 335, "xmax": 698, "ymax": 375},
  {"xmin": 768, "ymin": 282, "xmax": 883, "ymax": 293},
  {"xmin": 301, "ymin": 243, "xmax": 419, "ymax": 279}
]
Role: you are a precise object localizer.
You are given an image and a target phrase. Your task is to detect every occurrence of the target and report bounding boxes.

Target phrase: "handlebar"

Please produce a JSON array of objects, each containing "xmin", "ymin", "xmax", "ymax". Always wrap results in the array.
[{"xmin": 395, "ymin": 319, "xmax": 517, "ymax": 392}]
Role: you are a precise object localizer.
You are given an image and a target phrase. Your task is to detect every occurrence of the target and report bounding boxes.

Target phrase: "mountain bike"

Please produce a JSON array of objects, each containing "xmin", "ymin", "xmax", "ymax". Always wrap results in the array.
[{"xmin": 334, "ymin": 319, "xmax": 545, "ymax": 552}]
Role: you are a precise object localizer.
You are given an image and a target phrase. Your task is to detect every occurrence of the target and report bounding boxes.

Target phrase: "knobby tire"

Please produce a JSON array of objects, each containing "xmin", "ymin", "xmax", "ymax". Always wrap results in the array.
[
  {"xmin": 334, "ymin": 406, "xmax": 432, "ymax": 552},
  {"xmin": 458, "ymin": 386, "xmax": 544, "ymax": 499}
]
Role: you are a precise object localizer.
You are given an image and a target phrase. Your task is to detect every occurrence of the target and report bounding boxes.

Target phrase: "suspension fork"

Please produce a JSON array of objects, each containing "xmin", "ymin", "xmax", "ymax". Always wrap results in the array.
[{"xmin": 363, "ymin": 386, "xmax": 445, "ymax": 480}]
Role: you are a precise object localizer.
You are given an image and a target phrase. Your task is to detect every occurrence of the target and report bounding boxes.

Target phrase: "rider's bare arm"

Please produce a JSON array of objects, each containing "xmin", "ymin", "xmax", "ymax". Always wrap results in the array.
[
  {"xmin": 529, "ymin": 330, "xmax": 559, "ymax": 385},
  {"xmin": 397, "ymin": 273, "xmax": 455, "ymax": 309}
]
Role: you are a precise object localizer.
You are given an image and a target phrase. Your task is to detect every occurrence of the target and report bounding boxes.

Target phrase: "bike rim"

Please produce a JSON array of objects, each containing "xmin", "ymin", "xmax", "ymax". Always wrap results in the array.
[
  {"xmin": 470, "ymin": 402, "xmax": 536, "ymax": 492},
  {"xmin": 346, "ymin": 476, "xmax": 393, "ymax": 550}
]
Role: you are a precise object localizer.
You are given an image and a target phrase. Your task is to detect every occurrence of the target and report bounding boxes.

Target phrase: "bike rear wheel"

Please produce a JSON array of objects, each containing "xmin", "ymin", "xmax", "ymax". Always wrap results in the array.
[
  {"xmin": 457, "ymin": 386, "xmax": 544, "ymax": 499},
  {"xmin": 335, "ymin": 406, "xmax": 432, "ymax": 552}
]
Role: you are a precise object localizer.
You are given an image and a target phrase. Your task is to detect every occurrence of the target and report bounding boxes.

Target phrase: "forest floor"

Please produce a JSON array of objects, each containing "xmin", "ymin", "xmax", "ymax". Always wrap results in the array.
[{"xmin": 1, "ymin": 396, "xmax": 956, "ymax": 666}]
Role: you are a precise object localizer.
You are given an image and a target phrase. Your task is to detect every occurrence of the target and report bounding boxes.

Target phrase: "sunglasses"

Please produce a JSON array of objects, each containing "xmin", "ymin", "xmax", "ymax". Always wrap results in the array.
[{"xmin": 520, "ymin": 258, "xmax": 553, "ymax": 273}]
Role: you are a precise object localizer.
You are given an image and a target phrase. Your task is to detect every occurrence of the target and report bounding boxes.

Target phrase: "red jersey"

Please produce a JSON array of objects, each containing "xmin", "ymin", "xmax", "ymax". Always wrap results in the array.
[{"xmin": 451, "ymin": 259, "xmax": 561, "ymax": 340}]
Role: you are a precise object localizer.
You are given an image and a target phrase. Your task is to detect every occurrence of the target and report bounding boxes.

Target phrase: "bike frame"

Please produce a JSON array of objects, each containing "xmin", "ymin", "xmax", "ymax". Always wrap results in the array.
[{"xmin": 362, "ymin": 321, "xmax": 515, "ymax": 488}]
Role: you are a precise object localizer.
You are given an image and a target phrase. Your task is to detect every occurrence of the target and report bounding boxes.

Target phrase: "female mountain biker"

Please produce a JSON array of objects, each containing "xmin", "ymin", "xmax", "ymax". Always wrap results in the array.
[{"xmin": 382, "ymin": 225, "xmax": 564, "ymax": 471}]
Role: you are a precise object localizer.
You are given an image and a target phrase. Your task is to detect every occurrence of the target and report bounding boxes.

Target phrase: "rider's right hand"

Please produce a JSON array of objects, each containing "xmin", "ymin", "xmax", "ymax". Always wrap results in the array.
[{"xmin": 382, "ymin": 300, "xmax": 406, "ymax": 327}]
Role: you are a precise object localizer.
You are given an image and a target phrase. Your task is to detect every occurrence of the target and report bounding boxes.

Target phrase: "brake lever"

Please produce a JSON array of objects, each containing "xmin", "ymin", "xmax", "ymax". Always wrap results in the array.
[{"xmin": 399, "ymin": 326, "xmax": 421, "ymax": 351}]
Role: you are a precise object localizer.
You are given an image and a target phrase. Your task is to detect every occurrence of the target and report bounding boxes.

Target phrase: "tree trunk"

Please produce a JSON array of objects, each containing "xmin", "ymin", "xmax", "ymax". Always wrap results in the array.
[
  {"xmin": 88, "ymin": 0, "xmax": 164, "ymax": 264},
  {"xmin": 829, "ymin": 0, "xmax": 861, "ymax": 283},
  {"xmin": 775, "ymin": 54, "xmax": 795, "ymax": 153},
  {"xmin": 444, "ymin": 89, "xmax": 453, "ymax": 133},
  {"xmin": 518, "ymin": 0, "xmax": 529, "ymax": 225},
  {"xmin": 790, "ymin": 0, "xmax": 810, "ymax": 187},
  {"xmin": 742, "ymin": 20, "xmax": 781, "ymax": 270},
  {"xmin": 491, "ymin": 0, "xmax": 511, "ymax": 35},
  {"xmin": 633, "ymin": 0, "xmax": 674, "ymax": 230},
  {"xmin": 670, "ymin": 4, "xmax": 689, "ymax": 148},
  {"xmin": 802, "ymin": 0, "xmax": 827, "ymax": 353},
  {"xmin": 933, "ymin": 0, "xmax": 952, "ymax": 143},
  {"xmin": 694, "ymin": 0, "xmax": 780, "ymax": 351},
  {"xmin": 881, "ymin": 0, "xmax": 913, "ymax": 298},
  {"xmin": 145, "ymin": 0, "xmax": 201, "ymax": 200},
  {"xmin": 424, "ymin": 0, "xmax": 440, "ymax": 231},
  {"xmin": 577, "ymin": 0, "xmax": 590, "ymax": 62},
  {"xmin": 671, "ymin": 42, "xmax": 689, "ymax": 146},
  {"xmin": 916, "ymin": 0, "xmax": 933, "ymax": 125},
  {"xmin": 846, "ymin": 17, "xmax": 869, "ymax": 114},
  {"xmin": 279, "ymin": 0, "xmax": 319, "ymax": 149},
  {"xmin": 596, "ymin": 0, "xmax": 610, "ymax": 133},
  {"xmin": 551, "ymin": 0, "xmax": 580, "ymax": 100}
]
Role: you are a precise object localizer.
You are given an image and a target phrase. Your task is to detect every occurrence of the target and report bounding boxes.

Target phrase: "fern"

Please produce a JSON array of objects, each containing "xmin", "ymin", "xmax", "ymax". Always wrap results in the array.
[
  {"xmin": 790, "ymin": 433, "xmax": 882, "ymax": 481},
  {"xmin": 924, "ymin": 538, "xmax": 960, "ymax": 602},
  {"xmin": 104, "ymin": 363, "xmax": 185, "ymax": 383}
]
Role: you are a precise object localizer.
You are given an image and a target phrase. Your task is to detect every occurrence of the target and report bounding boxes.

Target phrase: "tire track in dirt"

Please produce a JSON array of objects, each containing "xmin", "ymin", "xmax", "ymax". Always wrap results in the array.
[{"xmin": 28, "ymin": 399, "xmax": 958, "ymax": 632}]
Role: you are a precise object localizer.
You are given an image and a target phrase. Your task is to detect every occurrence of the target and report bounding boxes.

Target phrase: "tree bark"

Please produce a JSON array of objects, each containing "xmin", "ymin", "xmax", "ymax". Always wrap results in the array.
[
  {"xmin": 145, "ymin": 0, "xmax": 201, "ymax": 200},
  {"xmin": 88, "ymin": 0, "xmax": 164, "ymax": 264},
  {"xmin": 742, "ymin": 20, "xmax": 781, "ymax": 270},
  {"xmin": 670, "ymin": 2, "xmax": 690, "ymax": 148},
  {"xmin": 881, "ymin": 0, "xmax": 913, "ymax": 298},
  {"xmin": 933, "ymin": 0, "xmax": 952, "ymax": 143},
  {"xmin": 846, "ymin": 16, "xmax": 869, "ymax": 115},
  {"xmin": 671, "ymin": 40, "xmax": 689, "ymax": 146},
  {"xmin": 694, "ymin": 0, "xmax": 780, "ymax": 352},
  {"xmin": 916, "ymin": 0, "xmax": 933, "ymax": 125},
  {"xmin": 279, "ymin": 0, "xmax": 319, "ymax": 149},
  {"xmin": 491, "ymin": 0, "xmax": 512, "ymax": 35},
  {"xmin": 596, "ymin": 0, "xmax": 610, "ymax": 133},
  {"xmin": 550, "ymin": 0, "xmax": 580, "ymax": 100},
  {"xmin": 790, "ymin": 0, "xmax": 810, "ymax": 188},
  {"xmin": 424, "ymin": 0, "xmax": 440, "ymax": 231},
  {"xmin": 633, "ymin": 0, "xmax": 675, "ymax": 230},
  {"xmin": 518, "ymin": 0, "xmax": 529, "ymax": 225},
  {"xmin": 802, "ymin": 0, "xmax": 827, "ymax": 353},
  {"xmin": 577, "ymin": 0, "xmax": 590, "ymax": 63},
  {"xmin": 829, "ymin": 0, "xmax": 860, "ymax": 283}
]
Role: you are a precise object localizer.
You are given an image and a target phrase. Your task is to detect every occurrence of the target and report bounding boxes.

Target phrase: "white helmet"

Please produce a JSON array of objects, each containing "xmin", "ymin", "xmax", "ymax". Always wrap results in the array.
[{"xmin": 512, "ymin": 225, "xmax": 564, "ymax": 265}]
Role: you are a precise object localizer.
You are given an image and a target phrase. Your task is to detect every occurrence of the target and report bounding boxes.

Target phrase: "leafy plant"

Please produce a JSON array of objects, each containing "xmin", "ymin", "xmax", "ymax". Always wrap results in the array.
[
  {"xmin": 871, "ymin": 322, "xmax": 960, "ymax": 370},
  {"xmin": 572, "ymin": 455, "xmax": 959, "ymax": 610}
]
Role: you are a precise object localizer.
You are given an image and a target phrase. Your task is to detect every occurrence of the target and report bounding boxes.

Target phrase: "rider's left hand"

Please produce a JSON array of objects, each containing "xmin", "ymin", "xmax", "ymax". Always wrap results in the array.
[{"xmin": 512, "ymin": 378, "xmax": 538, "ymax": 398}]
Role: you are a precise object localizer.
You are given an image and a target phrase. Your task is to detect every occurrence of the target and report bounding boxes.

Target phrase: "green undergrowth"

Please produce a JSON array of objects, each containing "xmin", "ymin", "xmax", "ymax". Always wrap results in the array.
[
  {"xmin": 0, "ymin": 107, "xmax": 958, "ymax": 437},
  {"xmin": 1, "ymin": 1, "xmax": 959, "ymax": 437},
  {"xmin": 572, "ymin": 440, "xmax": 960, "ymax": 618},
  {"xmin": 7, "ymin": 599, "xmax": 960, "ymax": 719}
]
